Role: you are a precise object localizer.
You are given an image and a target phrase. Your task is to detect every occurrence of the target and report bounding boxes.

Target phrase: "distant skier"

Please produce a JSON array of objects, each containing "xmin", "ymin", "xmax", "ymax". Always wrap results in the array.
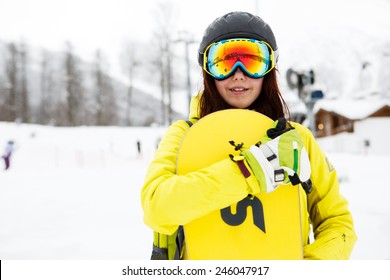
[
  {"xmin": 364, "ymin": 139, "xmax": 370, "ymax": 156},
  {"xmin": 2, "ymin": 140, "xmax": 15, "ymax": 170},
  {"xmin": 136, "ymin": 140, "xmax": 142, "ymax": 156}
]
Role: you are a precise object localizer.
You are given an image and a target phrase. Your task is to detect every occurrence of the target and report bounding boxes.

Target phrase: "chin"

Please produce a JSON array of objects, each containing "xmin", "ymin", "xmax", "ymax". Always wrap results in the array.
[{"xmin": 230, "ymin": 104, "xmax": 250, "ymax": 109}]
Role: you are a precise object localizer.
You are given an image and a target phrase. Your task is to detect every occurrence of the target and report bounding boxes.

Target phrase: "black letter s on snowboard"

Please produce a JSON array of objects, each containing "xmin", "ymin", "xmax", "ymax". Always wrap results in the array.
[{"xmin": 220, "ymin": 196, "xmax": 266, "ymax": 233}]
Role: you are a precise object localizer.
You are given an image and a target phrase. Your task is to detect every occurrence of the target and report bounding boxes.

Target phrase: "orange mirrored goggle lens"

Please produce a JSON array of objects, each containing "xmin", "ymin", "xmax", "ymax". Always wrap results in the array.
[{"xmin": 203, "ymin": 38, "xmax": 275, "ymax": 80}]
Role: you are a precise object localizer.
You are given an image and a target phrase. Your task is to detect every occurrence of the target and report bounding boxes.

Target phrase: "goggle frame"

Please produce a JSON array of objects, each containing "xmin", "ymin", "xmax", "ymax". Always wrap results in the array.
[{"xmin": 203, "ymin": 38, "xmax": 276, "ymax": 80}]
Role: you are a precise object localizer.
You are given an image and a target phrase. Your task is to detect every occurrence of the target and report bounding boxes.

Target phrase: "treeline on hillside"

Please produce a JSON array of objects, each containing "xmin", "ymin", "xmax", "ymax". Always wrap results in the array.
[
  {"xmin": 0, "ymin": 3, "xmax": 190, "ymax": 127},
  {"xmin": 0, "ymin": 38, "xmax": 188, "ymax": 127}
]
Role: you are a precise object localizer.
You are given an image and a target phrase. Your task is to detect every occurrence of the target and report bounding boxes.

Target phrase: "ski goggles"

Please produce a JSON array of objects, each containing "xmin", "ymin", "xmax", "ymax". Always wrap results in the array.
[{"xmin": 203, "ymin": 38, "xmax": 276, "ymax": 80}]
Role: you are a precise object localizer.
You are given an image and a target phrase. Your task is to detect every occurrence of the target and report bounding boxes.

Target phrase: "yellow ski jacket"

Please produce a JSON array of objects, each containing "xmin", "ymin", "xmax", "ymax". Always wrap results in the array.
[{"xmin": 141, "ymin": 95, "xmax": 357, "ymax": 260}]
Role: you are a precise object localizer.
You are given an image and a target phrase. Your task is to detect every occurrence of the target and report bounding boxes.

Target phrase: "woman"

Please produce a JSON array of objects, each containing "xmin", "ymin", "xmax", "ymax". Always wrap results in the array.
[{"xmin": 141, "ymin": 11, "xmax": 357, "ymax": 260}]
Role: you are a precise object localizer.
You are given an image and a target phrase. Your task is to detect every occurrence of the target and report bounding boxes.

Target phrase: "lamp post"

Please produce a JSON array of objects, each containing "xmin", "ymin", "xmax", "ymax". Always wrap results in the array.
[
  {"xmin": 174, "ymin": 31, "xmax": 196, "ymax": 114},
  {"xmin": 254, "ymin": 0, "xmax": 259, "ymax": 15}
]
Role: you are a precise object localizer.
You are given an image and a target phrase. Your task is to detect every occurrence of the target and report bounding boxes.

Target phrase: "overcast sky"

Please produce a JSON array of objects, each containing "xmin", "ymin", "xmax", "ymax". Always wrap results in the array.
[
  {"xmin": 1, "ymin": 0, "xmax": 389, "ymax": 96},
  {"xmin": 2, "ymin": 0, "xmax": 388, "ymax": 61},
  {"xmin": 0, "ymin": 0, "xmax": 257, "ymax": 60}
]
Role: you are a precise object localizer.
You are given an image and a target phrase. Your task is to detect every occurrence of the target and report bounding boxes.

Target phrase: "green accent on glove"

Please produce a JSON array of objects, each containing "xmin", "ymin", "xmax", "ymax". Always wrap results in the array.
[
  {"xmin": 259, "ymin": 118, "xmax": 309, "ymax": 185},
  {"xmin": 241, "ymin": 150, "xmax": 267, "ymax": 193}
]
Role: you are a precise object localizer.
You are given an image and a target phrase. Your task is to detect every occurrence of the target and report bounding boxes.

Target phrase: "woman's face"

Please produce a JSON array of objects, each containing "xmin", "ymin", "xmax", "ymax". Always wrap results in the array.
[{"xmin": 214, "ymin": 68, "xmax": 263, "ymax": 109}]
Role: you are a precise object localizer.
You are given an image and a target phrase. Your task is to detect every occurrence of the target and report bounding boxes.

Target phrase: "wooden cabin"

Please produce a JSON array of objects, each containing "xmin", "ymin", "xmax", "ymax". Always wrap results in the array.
[{"xmin": 314, "ymin": 99, "xmax": 390, "ymax": 138}]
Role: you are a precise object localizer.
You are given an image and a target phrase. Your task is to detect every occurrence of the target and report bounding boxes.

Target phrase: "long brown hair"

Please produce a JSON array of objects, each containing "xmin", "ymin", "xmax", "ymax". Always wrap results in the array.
[{"xmin": 198, "ymin": 68, "xmax": 290, "ymax": 121}]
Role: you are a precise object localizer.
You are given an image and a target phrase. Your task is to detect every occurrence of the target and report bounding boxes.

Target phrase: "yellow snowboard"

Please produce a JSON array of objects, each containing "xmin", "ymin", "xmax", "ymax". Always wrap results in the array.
[{"xmin": 176, "ymin": 109, "xmax": 305, "ymax": 260}]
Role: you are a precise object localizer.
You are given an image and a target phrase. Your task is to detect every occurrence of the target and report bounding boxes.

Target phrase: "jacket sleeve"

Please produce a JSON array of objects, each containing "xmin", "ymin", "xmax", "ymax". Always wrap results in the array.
[
  {"xmin": 140, "ymin": 120, "xmax": 260, "ymax": 235},
  {"xmin": 294, "ymin": 124, "xmax": 357, "ymax": 259}
]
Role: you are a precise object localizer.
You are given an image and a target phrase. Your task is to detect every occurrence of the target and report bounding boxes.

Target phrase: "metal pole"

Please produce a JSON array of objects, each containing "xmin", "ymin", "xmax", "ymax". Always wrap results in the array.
[
  {"xmin": 184, "ymin": 41, "xmax": 192, "ymax": 111},
  {"xmin": 255, "ymin": 0, "xmax": 259, "ymax": 15},
  {"xmin": 174, "ymin": 31, "xmax": 196, "ymax": 115},
  {"xmin": 306, "ymin": 101, "xmax": 316, "ymax": 137}
]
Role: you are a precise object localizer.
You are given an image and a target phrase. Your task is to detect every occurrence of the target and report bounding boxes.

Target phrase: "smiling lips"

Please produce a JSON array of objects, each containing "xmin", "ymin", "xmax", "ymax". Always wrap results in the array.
[{"xmin": 230, "ymin": 87, "xmax": 248, "ymax": 94}]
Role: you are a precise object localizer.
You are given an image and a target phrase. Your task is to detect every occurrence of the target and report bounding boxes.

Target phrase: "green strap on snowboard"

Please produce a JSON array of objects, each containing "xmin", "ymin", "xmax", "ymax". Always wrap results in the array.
[{"xmin": 151, "ymin": 226, "xmax": 184, "ymax": 260}]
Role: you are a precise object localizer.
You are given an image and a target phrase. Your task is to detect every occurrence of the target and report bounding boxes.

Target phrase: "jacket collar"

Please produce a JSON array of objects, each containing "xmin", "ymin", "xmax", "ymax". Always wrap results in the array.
[{"xmin": 188, "ymin": 92, "xmax": 201, "ymax": 122}]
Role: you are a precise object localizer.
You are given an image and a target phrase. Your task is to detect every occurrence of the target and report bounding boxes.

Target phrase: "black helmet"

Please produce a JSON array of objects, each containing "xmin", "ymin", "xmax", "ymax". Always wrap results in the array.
[{"xmin": 198, "ymin": 11, "xmax": 278, "ymax": 66}]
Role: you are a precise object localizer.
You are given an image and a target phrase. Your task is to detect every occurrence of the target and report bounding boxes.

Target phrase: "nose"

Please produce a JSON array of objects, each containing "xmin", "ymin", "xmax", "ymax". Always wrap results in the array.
[{"xmin": 232, "ymin": 67, "xmax": 246, "ymax": 80}]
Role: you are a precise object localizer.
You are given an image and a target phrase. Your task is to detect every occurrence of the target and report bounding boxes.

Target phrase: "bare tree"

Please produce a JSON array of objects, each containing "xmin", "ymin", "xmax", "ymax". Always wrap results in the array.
[
  {"xmin": 121, "ymin": 42, "xmax": 138, "ymax": 126},
  {"xmin": 93, "ymin": 50, "xmax": 118, "ymax": 126},
  {"xmin": 0, "ymin": 41, "xmax": 31, "ymax": 123},
  {"xmin": 19, "ymin": 41, "xmax": 29, "ymax": 123},
  {"xmin": 64, "ymin": 42, "xmax": 84, "ymax": 126},
  {"xmin": 152, "ymin": 1, "xmax": 177, "ymax": 125},
  {"xmin": 0, "ymin": 72, "xmax": 6, "ymax": 120},
  {"xmin": 39, "ymin": 49, "xmax": 57, "ymax": 124},
  {"xmin": 3, "ymin": 43, "xmax": 18, "ymax": 122},
  {"xmin": 156, "ymin": 39, "xmax": 167, "ymax": 125}
]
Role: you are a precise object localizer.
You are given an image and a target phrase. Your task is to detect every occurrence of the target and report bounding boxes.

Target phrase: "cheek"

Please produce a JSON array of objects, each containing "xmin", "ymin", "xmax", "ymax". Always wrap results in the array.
[
  {"xmin": 215, "ymin": 80, "xmax": 227, "ymax": 94},
  {"xmin": 252, "ymin": 80, "xmax": 264, "ymax": 99},
  {"xmin": 254, "ymin": 79, "xmax": 264, "ymax": 93}
]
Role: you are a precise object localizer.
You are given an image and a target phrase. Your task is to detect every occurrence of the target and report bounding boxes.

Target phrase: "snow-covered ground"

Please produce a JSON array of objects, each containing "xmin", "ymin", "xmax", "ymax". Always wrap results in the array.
[{"xmin": 0, "ymin": 121, "xmax": 389, "ymax": 260}]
